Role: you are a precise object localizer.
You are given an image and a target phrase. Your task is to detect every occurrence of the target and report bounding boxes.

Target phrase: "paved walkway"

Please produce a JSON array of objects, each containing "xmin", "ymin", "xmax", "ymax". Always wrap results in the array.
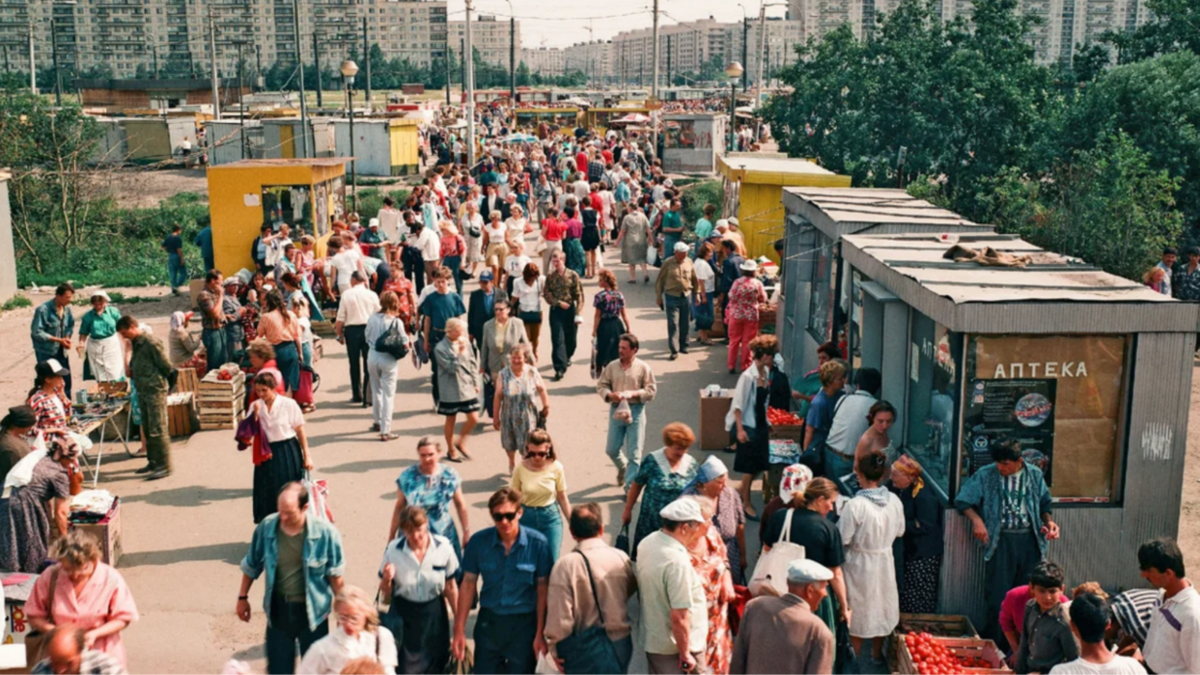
[{"xmin": 102, "ymin": 244, "xmax": 759, "ymax": 673}]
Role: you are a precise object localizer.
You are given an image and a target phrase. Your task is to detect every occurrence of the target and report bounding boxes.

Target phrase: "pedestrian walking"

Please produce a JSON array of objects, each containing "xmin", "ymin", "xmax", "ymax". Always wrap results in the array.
[
  {"xmin": 434, "ymin": 318, "xmax": 479, "ymax": 461},
  {"xmin": 391, "ymin": 437, "xmax": 469, "ymax": 565},
  {"xmin": 730, "ymin": 560, "xmax": 836, "ymax": 675},
  {"xmin": 724, "ymin": 260, "xmax": 767, "ymax": 373},
  {"xmin": 461, "ymin": 199, "xmax": 486, "ymax": 279},
  {"xmin": 336, "ymin": 271, "xmax": 382, "ymax": 405},
  {"xmin": 194, "ymin": 218, "xmax": 215, "ymax": 274},
  {"xmin": 483, "ymin": 211, "xmax": 508, "ymax": 283},
  {"xmin": 452, "ymin": 488, "xmax": 553, "ymax": 675},
  {"xmin": 439, "ymin": 222, "xmax": 467, "ymax": 296},
  {"xmin": 0, "ymin": 431, "xmax": 75, "ymax": 573},
  {"xmin": 623, "ymin": 423, "xmax": 700, "ymax": 558},
  {"xmin": 297, "ymin": 586, "xmax": 398, "ymax": 675},
  {"xmin": 467, "ymin": 272, "xmax": 507, "ymax": 349},
  {"xmin": 693, "ymin": 243, "xmax": 718, "ymax": 345},
  {"xmin": 366, "ymin": 291, "xmax": 408, "ymax": 442},
  {"xmin": 259, "ymin": 290, "xmax": 303, "ymax": 393},
  {"xmin": 597, "ymin": 334, "xmax": 656, "ymax": 490},
  {"xmin": 592, "ymin": 271, "xmax": 630, "ymax": 370},
  {"xmin": 616, "ymin": 206, "xmax": 651, "ymax": 284},
  {"xmin": 543, "ymin": 250, "xmax": 583, "ymax": 380},
  {"xmin": 655, "ymin": 242, "xmax": 698, "ymax": 360},
  {"xmin": 77, "ymin": 291, "xmax": 124, "ymax": 383},
  {"xmin": 380, "ymin": 506, "xmax": 459, "ymax": 674},
  {"xmin": 512, "ymin": 262, "xmax": 545, "ymax": 361},
  {"xmin": 162, "ymin": 223, "xmax": 188, "ymax": 295},
  {"xmin": 493, "ymin": 346, "xmax": 548, "ymax": 474},
  {"xmin": 237, "ymin": 482, "xmax": 345, "ymax": 675},
  {"xmin": 1140, "ymin": 538, "xmax": 1200, "ymax": 674},
  {"xmin": 727, "ymin": 336, "xmax": 782, "ymax": 519},
  {"xmin": 116, "ymin": 316, "xmax": 174, "ymax": 480},
  {"xmin": 502, "ymin": 239, "xmax": 532, "ymax": 298},
  {"xmin": 541, "ymin": 207, "xmax": 567, "ymax": 272},
  {"xmin": 889, "ymin": 454, "xmax": 945, "ymax": 614},
  {"xmin": 635, "ymin": 497, "xmax": 710, "ymax": 674},
  {"xmin": 247, "ymin": 372, "xmax": 312, "ymax": 523},
  {"xmin": 30, "ymin": 283, "xmax": 76, "ymax": 399},
  {"xmin": 421, "ymin": 268, "xmax": 467, "ymax": 408},
  {"xmin": 544, "ymin": 503, "xmax": 637, "ymax": 674},
  {"xmin": 511, "ymin": 429, "xmax": 570, "ymax": 561},
  {"xmin": 687, "ymin": 496, "xmax": 734, "ymax": 674},
  {"xmin": 684, "ymin": 457, "xmax": 747, "ymax": 585}
]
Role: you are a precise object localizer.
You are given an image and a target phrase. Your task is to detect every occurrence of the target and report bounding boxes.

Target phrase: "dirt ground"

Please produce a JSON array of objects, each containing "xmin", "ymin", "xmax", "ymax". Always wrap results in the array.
[{"xmin": 104, "ymin": 169, "xmax": 210, "ymax": 209}]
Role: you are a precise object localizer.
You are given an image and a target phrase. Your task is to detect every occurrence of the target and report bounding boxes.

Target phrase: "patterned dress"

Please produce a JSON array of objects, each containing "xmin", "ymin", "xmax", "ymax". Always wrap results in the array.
[
  {"xmin": 691, "ymin": 527, "xmax": 733, "ymax": 675},
  {"xmin": 593, "ymin": 290, "xmax": 627, "ymax": 369},
  {"xmin": 397, "ymin": 463, "xmax": 463, "ymax": 562},
  {"xmin": 27, "ymin": 391, "xmax": 68, "ymax": 432},
  {"xmin": 498, "ymin": 366, "xmax": 543, "ymax": 453},
  {"xmin": 0, "ymin": 457, "xmax": 71, "ymax": 573},
  {"xmin": 632, "ymin": 450, "xmax": 698, "ymax": 556}
]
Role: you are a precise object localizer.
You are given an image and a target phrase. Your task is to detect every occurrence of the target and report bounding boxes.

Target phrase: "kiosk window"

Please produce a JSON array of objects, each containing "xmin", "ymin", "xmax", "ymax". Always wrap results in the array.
[
  {"xmin": 905, "ymin": 311, "xmax": 960, "ymax": 497},
  {"xmin": 807, "ymin": 233, "xmax": 837, "ymax": 344},
  {"xmin": 963, "ymin": 334, "xmax": 1128, "ymax": 502}
]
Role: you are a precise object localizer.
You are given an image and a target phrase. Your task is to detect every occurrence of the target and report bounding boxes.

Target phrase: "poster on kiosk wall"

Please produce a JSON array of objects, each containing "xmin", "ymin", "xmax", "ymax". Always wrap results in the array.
[{"xmin": 964, "ymin": 378, "xmax": 1057, "ymax": 484}]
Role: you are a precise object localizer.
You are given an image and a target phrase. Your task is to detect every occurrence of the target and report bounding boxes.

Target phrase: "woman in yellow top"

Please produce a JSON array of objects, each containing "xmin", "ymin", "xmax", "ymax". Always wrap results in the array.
[{"xmin": 510, "ymin": 428, "xmax": 570, "ymax": 560}]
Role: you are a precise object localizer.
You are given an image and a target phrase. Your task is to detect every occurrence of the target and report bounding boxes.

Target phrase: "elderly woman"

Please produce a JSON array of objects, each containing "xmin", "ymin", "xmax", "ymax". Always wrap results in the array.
[
  {"xmin": 249, "ymin": 372, "xmax": 313, "ymax": 524},
  {"xmin": 840, "ymin": 450, "xmax": 905, "ymax": 666},
  {"xmin": 685, "ymin": 456, "xmax": 747, "ymax": 584},
  {"xmin": 434, "ymin": 318, "xmax": 480, "ymax": 461},
  {"xmin": 615, "ymin": 205, "xmax": 651, "ymax": 285},
  {"xmin": 77, "ymin": 291, "xmax": 124, "ymax": 382},
  {"xmin": 380, "ymin": 506, "xmax": 459, "ymax": 674},
  {"xmin": 511, "ymin": 429, "xmax": 570, "ymax": 560},
  {"xmin": 493, "ymin": 345, "xmax": 548, "ymax": 474},
  {"xmin": 725, "ymin": 259, "xmax": 768, "ymax": 374},
  {"xmin": 479, "ymin": 297, "xmax": 529, "ymax": 381},
  {"xmin": 298, "ymin": 585, "xmax": 399, "ymax": 675},
  {"xmin": 621, "ymin": 422, "xmax": 700, "ymax": 558},
  {"xmin": 889, "ymin": 454, "xmax": 944, "ymax": 614},
  {"xmin": 687, "ymin": 495, "xmax": 735, "ymax": 675},
  {"xmin": 391, "ymin": 438, "xmax": 469, "ymax": 565},
  {"xmin": 26, "ymin": 529, "xmax": 139, "ymax": 667},
  {"xmin": 168, "ymin": 311, "xmax": 206, "ymax": 373},
  {"xmin": 0, "ymin": 406, "xmax": 37, "ymax": 486},
  {"xmin": 0, "ymin": 432, "xmax": 75, "ymax": 572}
]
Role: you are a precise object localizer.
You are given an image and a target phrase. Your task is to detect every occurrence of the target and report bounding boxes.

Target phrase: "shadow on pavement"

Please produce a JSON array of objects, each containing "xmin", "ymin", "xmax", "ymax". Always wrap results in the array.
[
  {"xmin": 120, "ymin": 541, "xmax": 248, "ymax": 567},
  {"xmin": 120, "ymin": 486, "xmax": 252, "ymax": 508}
]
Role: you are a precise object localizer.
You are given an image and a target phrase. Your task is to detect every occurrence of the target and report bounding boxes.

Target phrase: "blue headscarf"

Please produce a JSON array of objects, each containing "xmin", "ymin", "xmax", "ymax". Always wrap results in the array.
[{"xmin": 685, "ymin": 455, "xmax": 729, "ymax": 494}]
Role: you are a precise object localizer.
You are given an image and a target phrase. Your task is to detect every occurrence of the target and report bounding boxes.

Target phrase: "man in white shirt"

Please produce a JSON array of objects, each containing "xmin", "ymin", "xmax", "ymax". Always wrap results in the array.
[
  {"xmin": 1049, "ymin": 593, "xmax": 1146, "ymax": 675},
  {"xmin": 635, "ymin": 497, "xmax": 709, "ymax": 674},
  {"xmin": 377, "ymin": 197, "xmax": 403, "ymax": 263},
  {"xmin": 824, "ymin": 367, "xmax": 882, "ymax": 479},
  {"xmin": 409, "ymin": 220, "xmax": 442, "ymax": 285},
  {"xmin": 335, "ymin": 271, "xmax": 381, "ymax": 405},
  {"xmin": 1140, "ymin": 538, "xmax": 1200, "ymax": 674}
]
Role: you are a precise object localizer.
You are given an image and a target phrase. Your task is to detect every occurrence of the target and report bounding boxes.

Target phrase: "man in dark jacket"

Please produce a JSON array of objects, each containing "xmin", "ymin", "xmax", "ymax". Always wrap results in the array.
[{"xmin": 467, "ymin": 271, "xmax": 508, "ymax": 348}]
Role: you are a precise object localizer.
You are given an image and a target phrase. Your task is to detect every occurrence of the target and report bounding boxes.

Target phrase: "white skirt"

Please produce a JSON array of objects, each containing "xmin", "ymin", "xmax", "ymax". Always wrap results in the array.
[{"xmin": 87, "ymin": 334, "xmax": 125, "ymax": 382}]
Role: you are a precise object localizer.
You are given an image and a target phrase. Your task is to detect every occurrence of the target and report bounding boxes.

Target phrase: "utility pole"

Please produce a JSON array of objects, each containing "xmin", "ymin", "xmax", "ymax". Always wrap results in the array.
[
  {"xmin": 755, "ymin": 4, "xmax": 767, "ymax": 108},
  {"xmin": 237, "ymin": 41, "xmax": 246, "ymax": 159},
  {"xmin": 465, "ymin": 0, "xmax": 475, "ymax": 167},
  {"xmin": 665, "ymin": 34, "xmax": 671, "ymax": 88},
  {"xmin": 255, "ymin": 44, "xmax": 262, "ymax": 91},
  {"xmin": 208, "ymin": 8, "xmax": 221, "ymax": 119},
  {"xmin": 312, "ymin": 30, "xmax": 322, "ymax": 107},
  {"xmin": 445, "ymin": 35, "xmax": 451, "ymax": 105},
  {"xmin": 650, "ymin": 0, "xmax": 660, "ymax": 156},
  {"xmin": 152, "ymin": 44, "xmax": 159, "ymax": 79},
  {"xmin": 28, "ymin": 23, "xmax": 36, "ymax": 95},
  {"xmin": 362, "ymin": 17, "xmax": 371, "ymax": 111},
  {"xmin": 4, "ymin": 45, "xmax": 10, "ymax": 73},
  {"xmin": 742, "ymin": 18, "xmax": 749, "ymax": 91},
  {"xmin": 508, "ymin": 14, "xmax": 515, "ymax": 102},
  {"xmin": 292, "ymin": 0, "xmax": 310, "ymax": 158},
  {"xmin": 460, "ymin": 38, "xmax": 465, "ymax": 97},
  {"xmin": 50, "ymin": 16, "xmax": 61, "ymax": 106}
]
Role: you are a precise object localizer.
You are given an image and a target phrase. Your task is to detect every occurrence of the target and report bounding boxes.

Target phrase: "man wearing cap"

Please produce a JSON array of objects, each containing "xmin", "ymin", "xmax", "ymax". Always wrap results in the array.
[
  {"xmin": 655, "ymin": 243, "xmax": 699, "ymax": 360},
  {"xmin": 31, "ymin": 283, "xmax": 76, "ymax": 399},
  {"xmin": 724, "ymin": 218, "xmax": 747, "ymax": 257},
  {"xmin": 116, "ymin": 316, "xmax": 174, "ymax": 480},
  {"xmin": 467, "ymin": 271, "xmax": 508, "ymax": 348},
  {"xmin": 335, "ymin": 271, "xmax": 382, "ymax": 405},
  {"xmin": 636, "ymin": 497, "xmax": 710, "ymax": 674},
  {"xmin": 730, "ymin": 559, "xmax": 835, "ymax": 674},
  {"xmin": 359, "ymin": 218, "xmax": 388, "ymax": 261}
]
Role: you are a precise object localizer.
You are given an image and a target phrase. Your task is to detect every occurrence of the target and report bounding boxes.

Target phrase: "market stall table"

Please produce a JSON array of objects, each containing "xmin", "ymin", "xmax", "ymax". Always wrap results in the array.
[{"xmin": 69, "ymin": 397, "xmax": 134, "ymax": 487}]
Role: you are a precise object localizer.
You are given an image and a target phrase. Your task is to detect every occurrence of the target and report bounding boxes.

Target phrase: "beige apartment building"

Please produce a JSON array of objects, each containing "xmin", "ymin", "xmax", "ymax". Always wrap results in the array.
[
  {"xmin": 521, "ymin": 46, "xmax": 565, "ymax": 76},
  {"xmin": 447, "ymin": 14, "xmax": 521, "ymax": 69}
]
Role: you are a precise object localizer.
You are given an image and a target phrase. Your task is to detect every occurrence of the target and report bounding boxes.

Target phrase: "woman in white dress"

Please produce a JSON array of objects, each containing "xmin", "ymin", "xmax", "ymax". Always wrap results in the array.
[{"xmin": 838, "ymin": 449, "xmax": 905, "ymax": 667}]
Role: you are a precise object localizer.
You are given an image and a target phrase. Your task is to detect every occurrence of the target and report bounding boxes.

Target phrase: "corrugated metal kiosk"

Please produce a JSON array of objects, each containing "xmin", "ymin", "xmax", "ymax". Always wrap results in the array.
[
  {"xmin": 331, "ymin": 118, "xmax": 420, "ymax": 176},
  {"xmin": 834, "ymin": 231, "xmax": 1198, "ymax": 628}
]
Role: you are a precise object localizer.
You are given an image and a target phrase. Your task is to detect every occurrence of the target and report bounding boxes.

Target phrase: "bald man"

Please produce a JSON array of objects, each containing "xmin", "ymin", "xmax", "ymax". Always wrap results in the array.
[{"xmin": 31, "ymin": 624, "xmax": 126, "ymax": 675}]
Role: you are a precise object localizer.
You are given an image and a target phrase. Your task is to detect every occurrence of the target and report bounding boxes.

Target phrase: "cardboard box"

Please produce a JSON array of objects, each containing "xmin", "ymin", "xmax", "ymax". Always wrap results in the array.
[
  {"xmin": 71, "ymin": 500, "xmax": 121, "ymax": 567},
  {"xmin": 188, "ymin": 279, "xmax": 205, "ymax": 310},
  {"xmin": 699, "ymin": 390, "xmax": 733, "ymax": 451}
]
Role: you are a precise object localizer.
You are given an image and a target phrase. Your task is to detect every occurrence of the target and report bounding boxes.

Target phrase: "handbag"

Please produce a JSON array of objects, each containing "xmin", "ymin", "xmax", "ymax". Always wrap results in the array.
[
  {"xmin": 519, "ymin": 310, "xmax": 543, "ymax": 325},
  {"xmin": 25, "ymin": 568, "xmax": 58, "ymax": 668},
  {"xmin": 614, "ymin": 523, "xmax": 631, "ymax": 556},
  {"xmin": 556, "ymin": 552, "xmax": 623, "ymax": 674},
  {"xmin": 375, "ymin": 317, "xmax": 410, "ymax": 359},
  {"xmin": 748, "ymin": 508, "xmax": 806, "ymax": 597},
  {"xmin": 295, "ymin": 365, "xmax": 316, "ymax": 407},
  {"xmin": 834, "ymin": 620, "xmax": 856, "ymax": 674},
  {"xmin": 376, "ymin": 589, "xmax": 404, "ymax": 649}
]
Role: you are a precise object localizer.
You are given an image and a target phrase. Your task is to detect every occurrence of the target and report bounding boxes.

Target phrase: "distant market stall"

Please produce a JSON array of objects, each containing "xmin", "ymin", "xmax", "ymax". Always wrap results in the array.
[{"xmin": 661, "ymin": 113, "xmax": 725, "ymax": 174}]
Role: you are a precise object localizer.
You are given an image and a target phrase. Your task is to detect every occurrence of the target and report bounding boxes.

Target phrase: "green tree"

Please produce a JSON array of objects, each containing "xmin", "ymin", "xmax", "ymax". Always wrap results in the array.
[
  {"xmin": 1104, "ymin": 0, "xmax": 1200, "ymax": 63},
  {"xmin": 516, "ymin": 60, "xmax": 532, "ymax": 87}
]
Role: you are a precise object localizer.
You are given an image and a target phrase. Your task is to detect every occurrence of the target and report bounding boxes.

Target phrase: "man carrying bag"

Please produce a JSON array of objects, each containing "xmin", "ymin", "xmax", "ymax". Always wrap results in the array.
[{"xmin": 544, "ymin": 504, "xmax": 637, "ymax": 674}]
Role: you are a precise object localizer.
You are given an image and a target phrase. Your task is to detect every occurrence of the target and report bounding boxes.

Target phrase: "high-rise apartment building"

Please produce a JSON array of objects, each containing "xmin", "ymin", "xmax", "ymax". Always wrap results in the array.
[
  {"xmin": 447, "ymin": 15, "xmax": 521, "ymax": 69},
  {"xmin": 563, "ymin": 40, "xmax": 612, "ymax": 84},
  {"xmin": 0, "ymin": 0, "xmax": 450, "ymax": 81},
  {"xmin": 521, "ymin": 46, "xmax": 565, "ymax": 76}
]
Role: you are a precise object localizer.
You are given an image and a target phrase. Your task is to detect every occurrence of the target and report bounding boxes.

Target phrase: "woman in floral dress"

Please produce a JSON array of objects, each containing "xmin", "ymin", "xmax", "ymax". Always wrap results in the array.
[
  {"xmin": 591, "ymin": 271, "xmax": 631, "ymax": 370},
  {"xmin": 622, "ymin": 423, "xmax": 699, "ymax": 558},
  {"xmin": 688, "ymin": 495, "xmax": 734, "ymax": 675},
  {"xmin": 493, "ymin": 346, "xmax": 549, "ymax": 474},
  {"xmin": 391, "ymin": 436, "xmax": 470, "ymax": 569}
]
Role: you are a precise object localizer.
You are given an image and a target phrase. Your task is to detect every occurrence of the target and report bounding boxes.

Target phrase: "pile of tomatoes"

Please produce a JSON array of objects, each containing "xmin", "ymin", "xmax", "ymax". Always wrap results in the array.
[
  {"xmin": 903, "ymin": 632, "xmax": 994, "ymax": 674},
  {"xmin": 766, "ymin": 407, "xmax": 803, "ymax": 426}
]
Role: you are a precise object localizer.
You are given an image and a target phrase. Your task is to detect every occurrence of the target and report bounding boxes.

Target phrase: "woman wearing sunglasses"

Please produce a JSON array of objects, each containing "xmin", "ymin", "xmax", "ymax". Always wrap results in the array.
[{"xmin": 510, "ymin": 429, "xmax": 571, "ymax": 561}]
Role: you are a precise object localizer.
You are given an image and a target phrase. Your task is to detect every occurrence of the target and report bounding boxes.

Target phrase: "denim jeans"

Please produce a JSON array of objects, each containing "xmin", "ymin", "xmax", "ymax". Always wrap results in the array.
[
  {"xmin": 367, "ymin": 351, "xmax": 399, "ymax": 434},
  {"xmin": 301, "ymin": 342, "xmax": 313, "ymax": 369},
  {"xmin": 606, "ymin": 402, "xmax": 646, "ymax": 489},
  {"xmin": 443, "ymin": 254, "xmax": 463, "ymax": 296},
  {"xmin": 521, "ymin": 504, "xmax": 563, "ymax": 561},
  {"xmin": 167, "ymin": 252, "xmax": 187, "ymax": 289},
  {"xmin": 664, "ymin": 294, "xmax": 691, "ymax": 355},
  {"xmin": 202, "ymin": 327, "xmax": 229, "ymax": 371},
  {"xmin": 824, "ymin": 447, "xmax": 856, "ymax": 484},
  {"xmin": 473, "ymin": 609, "xmax": 537, "ymax": 675},
  {"xmin": 273, "ymin": 341, "xmax": 301, "ymax": 392},
  {"xmin": 265, "ymin": 597, "xmax": 329, "ymax": 674}
]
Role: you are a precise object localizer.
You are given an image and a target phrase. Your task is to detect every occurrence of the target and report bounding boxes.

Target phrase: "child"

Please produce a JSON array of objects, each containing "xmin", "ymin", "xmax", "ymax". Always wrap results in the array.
[
  {"xmin": 1016, "ymin": 561, "xmax": 1079, "ymax": 674},
  {"xmin": 1048, "ymin": 593, "xmax": 1146, "ymax": 674}
]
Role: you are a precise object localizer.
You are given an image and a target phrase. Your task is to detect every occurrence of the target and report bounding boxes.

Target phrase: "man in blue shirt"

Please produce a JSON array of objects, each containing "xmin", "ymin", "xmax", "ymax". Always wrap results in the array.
[
  {"xmin": 30, "ymin": 283, "xmax": 76, "ymax": 399},
  {"xmin": 194, "ymin": 219, "xmax": 215, "ymax": 274},
  {"xmin": 804, "ymin": 360, "xmax": 847, "ymax": 481},
  {"xmin": 237, "ymin": 482, "xmax": 345, "ymax": 675},
  {"xmin": 421, "ymin": 267, "xmax": 467, "ymax": 407},
  {"xmin": 453, "ymin": 488, "xmax": 553, "ymax": 674}
]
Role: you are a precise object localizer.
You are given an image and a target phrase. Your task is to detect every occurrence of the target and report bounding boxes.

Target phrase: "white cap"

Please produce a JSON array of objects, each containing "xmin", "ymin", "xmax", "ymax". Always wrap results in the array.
[
  {"xmin": 715, "ymin": 219, "xmax": 729, "ymax": 231},
  {"xmin": 787, "ymin": 559, "xmax": 834, "ymax": 584},
  {"xmin": 90, "ymin": 290, "xmax": 111, "ymax": 302},
  {"xmin": 740, "ymin": 259, "xmax": 759, "ymax": 273},
  {"xmin": 728, "ymin": 217, "xmax": 740, "ymax": 227},
  {"xmin": 368, "ymin": 218, "xmax": 380, "ymax": 228},
  {"xmin": 673, "ymin": 242, "xmax": 690, "ymax": 253},
  {"xmin": 659, "ymin": 497, "xmax": 706, "ymax": 524}
]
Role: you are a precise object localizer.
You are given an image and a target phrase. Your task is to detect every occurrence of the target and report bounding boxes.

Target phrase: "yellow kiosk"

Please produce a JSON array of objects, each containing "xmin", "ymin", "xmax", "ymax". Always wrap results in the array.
[
  {"xmin": 717, "ymin": 153, "xmax": 852, "ymax": 261},
  {"xmin": 206, "ymin": 158, "xmax": 349, "ymax": 274}
]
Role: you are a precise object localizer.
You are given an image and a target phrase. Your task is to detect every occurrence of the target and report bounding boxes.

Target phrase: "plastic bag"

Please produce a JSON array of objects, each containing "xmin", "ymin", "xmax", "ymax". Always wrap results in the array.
[
  {"xmin": 535, "ymin": 651, "xmax": 563, "ymax": 675},
  {"xmin": 645, "ymin": 245, "xmax": 658, "ymax": 267},
  {"xmin": 614, "ymin": 399, "xmax": 633, "ymax": 424},
  {"xmin": 303, "ymin": 473, "xmax": 335, "ymax": 523}
]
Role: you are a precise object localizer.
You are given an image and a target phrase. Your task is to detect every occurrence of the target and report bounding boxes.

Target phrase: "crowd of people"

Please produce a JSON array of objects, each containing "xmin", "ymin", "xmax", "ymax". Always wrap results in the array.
[{"xmin": 4, "ymin": 103, "xmax": 1196, "ymax": 675}]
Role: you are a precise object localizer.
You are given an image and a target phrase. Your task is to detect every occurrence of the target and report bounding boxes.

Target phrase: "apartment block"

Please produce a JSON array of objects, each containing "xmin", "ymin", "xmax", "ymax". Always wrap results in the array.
[
  {"xmin": 562, "ymin": 40, "xmax": 612, "ymax": 83},
  {"xmin": 447, "ymin": 15, "xmax": 522, "ymax": 69},
  {"xmin": 520, "ymin": 46, "xmax": 564, "ymax": 76}
]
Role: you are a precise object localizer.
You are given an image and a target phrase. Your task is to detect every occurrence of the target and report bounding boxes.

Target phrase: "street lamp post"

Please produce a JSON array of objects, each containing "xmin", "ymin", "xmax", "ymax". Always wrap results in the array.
[
  {"xmin": 341, "ymin": 59, "xmax": 359, "ymax": 213},
  {"xmin": 725, "ymin": 61, "xmax": 743, "ymax": 153}
]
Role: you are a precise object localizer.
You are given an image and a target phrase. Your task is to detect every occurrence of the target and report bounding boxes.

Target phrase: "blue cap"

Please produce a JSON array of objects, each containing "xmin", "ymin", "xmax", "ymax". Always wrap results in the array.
[{"xmin": 479, "ymin": 270, "xmax": 495, "ymax": 281}]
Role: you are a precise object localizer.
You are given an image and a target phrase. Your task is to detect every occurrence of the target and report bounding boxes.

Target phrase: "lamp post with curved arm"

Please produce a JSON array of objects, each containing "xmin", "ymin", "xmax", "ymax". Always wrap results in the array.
[
  {"xmin": 341, "ymin": 59, "xmax": 359, "ymax": 213},
  {"xmin": 725, "ymin": 62, "xmax": 743, "ymax": 154}
]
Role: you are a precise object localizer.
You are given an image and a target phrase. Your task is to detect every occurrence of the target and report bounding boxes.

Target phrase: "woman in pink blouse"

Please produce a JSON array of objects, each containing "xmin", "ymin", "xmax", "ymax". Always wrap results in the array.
[
  {"xmin": 26, "ymin": 529, "xmax": 138, "ymax": 667},
  {"xmin": 725, "ymin": 260, "xmax": 768, "ymax": 373}
]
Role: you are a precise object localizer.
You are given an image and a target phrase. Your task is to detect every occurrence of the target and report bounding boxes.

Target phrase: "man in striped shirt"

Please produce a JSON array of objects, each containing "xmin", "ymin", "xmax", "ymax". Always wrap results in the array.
[{"xmin": 1108, "ymin": 588, "xmax": 1163, "ymax": 654}]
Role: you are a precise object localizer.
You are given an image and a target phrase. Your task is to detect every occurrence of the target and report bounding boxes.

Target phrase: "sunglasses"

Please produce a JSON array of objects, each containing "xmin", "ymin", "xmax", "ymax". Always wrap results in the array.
[
  {"xmin": 491, "ymin": 511, "xmax": 519, "ymax": 522},
  {"xmin": 526, "ymin": 451, "xmax": 548, "ymax": 459}
]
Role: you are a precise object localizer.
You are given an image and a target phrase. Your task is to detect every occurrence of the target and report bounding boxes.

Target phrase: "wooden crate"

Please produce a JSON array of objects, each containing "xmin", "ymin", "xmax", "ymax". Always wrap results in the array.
[
  {"xmin": 172, "ymin": 367, "xmax": 200, "ymax": 394},
  {"xmin": 71, "ymin": 499, "xmax": 121, "ymax": 567},
  {"xmin": 198, "ymin": 370, "xmax": 245, "ymax": 430},
  {"xmin": 892, "ymin": 634, "xmax": 1009, "ymax": 675},
  {"xmin": 698, "ymin": 390, "xmax": 733, "ymax": 451},
  {"xmin": 167, "ymin": 392, "xmax": 196, "ymax": 438},
  {"xmin": 898, "ymin": 613, "xmax": 979, "ymax": 638},
  {"xmin": 311, "ymin": 320, "xmax": 337, "ymax": 337},
  {"xmin": 768, "ymin": 424, "xmax": 805, "ymax": 443}
]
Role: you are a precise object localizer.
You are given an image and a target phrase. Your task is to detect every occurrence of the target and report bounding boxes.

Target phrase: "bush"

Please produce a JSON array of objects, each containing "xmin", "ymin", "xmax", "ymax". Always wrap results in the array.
[
  {"xmin": 681, "ymin": 179, "xmax": 723, "ymax": 225},
  {"xmin": 353, "ymin": 188, "xmax": 411, "ymax": 222},
  {"xmin": 2, "ymin": 295, "xmax": 32, "ymax": 311}
]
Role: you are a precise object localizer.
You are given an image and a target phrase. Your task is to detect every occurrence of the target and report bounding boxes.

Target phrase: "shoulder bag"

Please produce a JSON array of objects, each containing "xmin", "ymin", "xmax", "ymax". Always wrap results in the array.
[
  {"xmin": 613, "ymin": 523, "xmax": 631, "ymax": 556},
  {"xmin": 25, "ymin": 568, "xmax": 59, "ymax": 667},
  {"xmin": 555, "ymin": 552, "xmax": 623, "ymax": 674},
  {"xmin": 748, "ymin": 508, "xmax": 806, "ymax": 598},
  {"xmin": 375, "ymin": 317, "xmax": 410, "ymax": 360}
]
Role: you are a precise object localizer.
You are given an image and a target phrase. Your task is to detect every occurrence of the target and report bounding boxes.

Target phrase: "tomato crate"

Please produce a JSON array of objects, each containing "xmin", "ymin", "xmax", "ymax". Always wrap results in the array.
[
  {"xmin": 892, "ymin": 634, "xmax": 1010, "ymax": 674},
  {"xmin": 898, "ymin": 613, "xmax": 979, "ymax": 639}
]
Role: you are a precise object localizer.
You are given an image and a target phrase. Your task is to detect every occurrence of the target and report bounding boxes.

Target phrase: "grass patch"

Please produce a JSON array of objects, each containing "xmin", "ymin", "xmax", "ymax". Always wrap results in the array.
[{"xmin": 2, "ymin": 294, "xmax": 32, "ymax": 311}]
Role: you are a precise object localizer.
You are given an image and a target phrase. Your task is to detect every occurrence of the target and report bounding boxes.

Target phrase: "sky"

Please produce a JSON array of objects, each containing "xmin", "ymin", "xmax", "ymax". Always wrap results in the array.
[{"xmin": 459, "ymin": 0, "xmax": 791, "ymax": 49}]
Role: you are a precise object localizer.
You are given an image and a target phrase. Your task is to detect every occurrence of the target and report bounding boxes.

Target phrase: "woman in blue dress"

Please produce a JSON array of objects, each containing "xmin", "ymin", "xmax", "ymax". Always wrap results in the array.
[{"xmin": 390, "ymin": 436, "xmax": 470, "ymax": 571}]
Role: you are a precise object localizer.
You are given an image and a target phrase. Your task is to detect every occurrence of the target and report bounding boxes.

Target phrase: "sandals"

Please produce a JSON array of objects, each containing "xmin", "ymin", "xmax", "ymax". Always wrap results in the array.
[
  {"xmin": 455, "ymin": 443, "xmax": 473, "ymax": 461},
  {"xmin": 446, "ymin": 454, "xmax": 463, "ymax": 463}
]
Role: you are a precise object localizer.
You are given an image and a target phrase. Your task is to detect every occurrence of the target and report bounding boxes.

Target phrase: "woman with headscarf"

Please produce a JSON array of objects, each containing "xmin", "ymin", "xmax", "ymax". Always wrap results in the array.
[
  {"xmin": 77, "ymin": 291, "xmax": 124, "ymax": 383},
  {"xmin": 168, "ymin": 311, "xmax": 207, "ymax": 373},
  {"xmin": 684, "ymin": 455, "xmax": 747, "ymax": 584},
  {"xmin": 889, "ymin": 454, "xmax": 944, "ymax": 614},
  {"xmin": 0, "ymin": 432, "xmax": 76, "ymax": 572},
  {"xmin": 0, "ymin": 406, "xmax": 37, "ymax": 486}
]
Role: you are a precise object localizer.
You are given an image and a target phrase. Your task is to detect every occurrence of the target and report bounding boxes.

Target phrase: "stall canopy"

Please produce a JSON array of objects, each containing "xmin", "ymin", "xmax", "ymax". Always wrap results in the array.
[
  {"xmin": 782, "ymin": 187, "xmax": 983, "ymax": 236},
  {"xmin": 610, "ymin": 113, "xmax": 651, "ymax": 125}
]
